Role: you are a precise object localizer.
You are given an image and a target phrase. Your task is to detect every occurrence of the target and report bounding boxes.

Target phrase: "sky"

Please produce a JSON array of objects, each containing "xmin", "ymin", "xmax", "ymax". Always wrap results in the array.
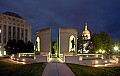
[{"xmin": 0, "ymin": 0, "xmax": 120, "ymax": 42}]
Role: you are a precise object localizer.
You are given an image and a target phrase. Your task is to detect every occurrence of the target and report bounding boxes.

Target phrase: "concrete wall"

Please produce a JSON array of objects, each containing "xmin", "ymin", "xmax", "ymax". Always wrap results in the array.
[
  {"xmin": 34, "ymin": 55, "xmax": 47, "ymax": 62},
  {"xmin": 36, "ymin": 28, "xmax": 51, "ymax": 53},
  {"xmin": 65, "ymin": 56, "xmax": 79, "ymax": 64},
  {"xmin": 59, "ymin": 27, "xmax": 78, "ymax": 54}
]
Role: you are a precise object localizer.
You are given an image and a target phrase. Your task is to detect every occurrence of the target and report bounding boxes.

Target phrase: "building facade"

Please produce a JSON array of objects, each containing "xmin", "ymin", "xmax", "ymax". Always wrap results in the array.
[
  {"xmin": 81, "ymin": 23, "xmax": 91, "ymax": 53},
  {"xmin": 0, "ymin": 12, "xmax": 31, "ymax": 56}
]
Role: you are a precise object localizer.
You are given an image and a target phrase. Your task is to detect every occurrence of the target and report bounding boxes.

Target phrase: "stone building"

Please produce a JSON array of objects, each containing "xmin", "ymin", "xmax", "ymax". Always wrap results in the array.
[{"xmin": 0, "ymin": 12, "xmax": 31, "ymax": 56}]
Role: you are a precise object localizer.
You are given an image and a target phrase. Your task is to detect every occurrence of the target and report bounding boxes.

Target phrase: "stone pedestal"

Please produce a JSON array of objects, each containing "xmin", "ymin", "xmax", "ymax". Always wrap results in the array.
[{"xmin": 34, "ymin": 55, "xmax": 47, "ymax": 62}]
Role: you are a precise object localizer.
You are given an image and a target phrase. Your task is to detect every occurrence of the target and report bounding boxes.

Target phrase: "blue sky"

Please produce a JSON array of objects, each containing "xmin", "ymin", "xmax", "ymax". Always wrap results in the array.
[{"xmin": 0, "ymin": 0, "xmax": 120, "ymax": 42}]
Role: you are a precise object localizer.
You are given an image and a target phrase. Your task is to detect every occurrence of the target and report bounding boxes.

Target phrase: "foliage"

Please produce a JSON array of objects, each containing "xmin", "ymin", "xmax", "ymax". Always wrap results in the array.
[
  {"xmin": 67, "ymin": 63, "xmax": 120, "ymax": 76},
  {"xmin": 4, "ymin": 39, "xmax": 17, "ymax": 54},
  {"xmin": 77, "ymin": 32, "xmax": 115, "ymax": 54},
  {"xmin": 77, "ymin": 35, "xmax": 83, "ymax": 50},
  {"xmin": 99, "ymin": 32, "xmax": 114, "ymax": 54},
  {"xmin": 0, "ymin": 59, "xmax": 46, "ymax": 76},
  {"xmin": 5, "ymin": 40, "xmax": 34, "ymax": 55}
]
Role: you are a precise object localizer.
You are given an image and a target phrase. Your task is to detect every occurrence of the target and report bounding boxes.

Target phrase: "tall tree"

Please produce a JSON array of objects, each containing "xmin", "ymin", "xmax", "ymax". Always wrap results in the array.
[
  {"xmin": 5, "ymin": 39, "xmax": 17, "ymax": 55},
  {"xmin": 77, "ymin": 35, "xmax": 83, "ymax": 50},
  {"xmin": 90, "ymin": 34, "xmax": 103, "ymax": 53},
  {"xmin": 17, "ymin": 40, "xmax": 26, "ymax": 53},
  {"xmin": 26, "ymin": 41, "xmax": 34, "ymax": 53},
  {"xmin": 99, "ymin": 32, "xmax": 114, "ymax": 54}
]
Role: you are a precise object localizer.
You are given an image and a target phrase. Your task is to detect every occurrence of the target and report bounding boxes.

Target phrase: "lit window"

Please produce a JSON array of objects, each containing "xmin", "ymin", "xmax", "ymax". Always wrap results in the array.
[
  {"xmin": 0, "ymin": 51, "xmax": 2, "ymax": 56},
  {"xmin": 0, "ymin": 29, "xmax": 1, "ymax": 33},
  {"xmin": 4, "ymin": 51, "xmax": 6, "ymax": 55}
]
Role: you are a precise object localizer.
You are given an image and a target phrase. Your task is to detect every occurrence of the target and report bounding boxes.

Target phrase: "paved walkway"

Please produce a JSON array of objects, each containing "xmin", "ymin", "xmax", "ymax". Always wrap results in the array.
[
  {"xmin": 42, "ymin": 63, "xmax": 76, "ymax": 76},
  {"xmin": 42, "ymin": 58, "xmax": 76, "ymax": 76}
]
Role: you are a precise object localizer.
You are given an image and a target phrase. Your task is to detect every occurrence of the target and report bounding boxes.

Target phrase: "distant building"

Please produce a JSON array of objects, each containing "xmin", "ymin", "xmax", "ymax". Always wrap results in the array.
[
  {"xmin": 82, "ymin": 23, "xmax": 91, "ymax": 40},
  {"xmin": 0, "ymin": 11, "xmax": 31, "ymax": 56},
  {"xmin": 81, "ymin": 23, "xmax": 91, "ymax": 53}
]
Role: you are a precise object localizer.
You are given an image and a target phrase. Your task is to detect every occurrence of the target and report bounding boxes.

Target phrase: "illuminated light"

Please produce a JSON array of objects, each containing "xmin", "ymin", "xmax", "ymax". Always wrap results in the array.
[
  {"xmin": 0, "ymin": 29, "xmax": 1, "ymax": 33},
  {"xmin": 36, "ymin": 37, "xmax": 40, "ymax": 51},
  {"xmin": 95, "ymin": 61, "xmax": 98, "ymax": 64},
  {"xmin": 29, "ymin": 55, "xmax": 32, "ymax": 56},
  {"xmin": 14, "ymin": 58, "xmax": 15, "ymax": 60},
  {"xmin": 0, "ymin": 51, "xmax": 2, "ymax": 57},
  {"xmin": 96, "ymin": 52, "xmax": 98, "ymax": 53},
  {"xmin": 48, "ymin": 58, "xmax": 63, "ymax": 63},
  {"xmin": 4, "ymin": 51, "xmax": 6, "ymax": 55},
  {"xmin": 17, "ymin": 59, "xmax": 19, "ymax": 61},
  {"xmin": 23, "ymin": 62, "xmax": 26, "ymax": 64},
  {"xmin": 94, "ymin": 65, "xmax": 105, "ymax": 67},
  {"xmin": 105, "ymin": 60, "xmax": 107, "ymax": 63},
  {"xmin": 116, "ymin": 58, "xmax": 119, "ymax": 62},
  {"xmin": 114, "ymin": 46, "xmax": 118, "ymax": 50},
  {"xmin": 18, "ymin": 53, "xmax": 21, "ymax": 57},
  {"xmin": 23, "ymin": 59, "xmax": 25, "ymax": 62},
  {"xmin": 94, "ymin": 65, "xmax": 98, "ymax": 67},
  {"xmin": 99, "ymin": 50, "xmax": 102, "ymax": 53},
  {"xmin": 102, "ymin": 50, "xmax": 105, "ymax": 53},
  {"xmin": 10, "ymin": 56, "xmax": 13, "ymax": 59},
  {"xmin": 86, "ymin": 55, "xmax": 88, "ymax": 57},
  {"xmin": 12, "ymin": 54, "xmax": 14, "ymax": 57},
  {"xmin": 0, "ymin": 46, "xmax": 1, "ymax": 48}
]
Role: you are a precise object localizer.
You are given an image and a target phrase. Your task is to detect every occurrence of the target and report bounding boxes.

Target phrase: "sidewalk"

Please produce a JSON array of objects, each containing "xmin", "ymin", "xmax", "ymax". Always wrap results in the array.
[{"xmin": 42, "ymin": 63, "xmax": 76, "ymax": 76}]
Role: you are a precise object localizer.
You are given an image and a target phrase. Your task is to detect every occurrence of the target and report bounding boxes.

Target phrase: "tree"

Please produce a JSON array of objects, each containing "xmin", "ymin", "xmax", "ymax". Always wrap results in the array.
[
  {"xmin": 90, "ymin": 34, "xmax": 103, "ymax": 53},
  {"xmin": 77, "ymin": 35, "xmax": 83, "ymax": 50},
  {"xmin": 99, "ymin": 32, "xmax": 114, "ymax": 54},
  {"xmin": 26, "ymin": 41, "xmax": 34, "ymax": 53},
  {"xmin": 5, "ymin": 39, "xmax": 34, "ymax": 55},
  {"xmin": 17, "ymin": 40, "xmax": 26, "ymax": 53},
  {"xmin": 5, "ymin": 39, "xmax": 17, "ymax": 55}
]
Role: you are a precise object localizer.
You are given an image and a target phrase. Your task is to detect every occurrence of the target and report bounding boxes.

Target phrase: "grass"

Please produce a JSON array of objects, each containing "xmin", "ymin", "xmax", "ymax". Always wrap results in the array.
[
  {"xmin": 67, "ymin": 63, "xmax": 120, "ymax": 76},
  {"xmin": 0, "ymin": 58, "xmax": 46, "ymax": 76}
]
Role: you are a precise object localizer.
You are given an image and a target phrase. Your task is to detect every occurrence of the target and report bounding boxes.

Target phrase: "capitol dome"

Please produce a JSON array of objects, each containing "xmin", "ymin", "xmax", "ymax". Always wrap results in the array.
[{"xmin": 82, "ymin": 23, "xmax": 91, "ymax": 40}]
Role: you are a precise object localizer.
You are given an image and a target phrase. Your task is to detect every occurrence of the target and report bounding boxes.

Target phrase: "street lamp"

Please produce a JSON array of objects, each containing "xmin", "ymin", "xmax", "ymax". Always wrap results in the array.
[
  {"xmin": 114, "ymin": 46, "xmax": 119, "ymax": 54},
  {"xmin": 114, "ymin": 46, "xmax": 118, "ymax": 51}
]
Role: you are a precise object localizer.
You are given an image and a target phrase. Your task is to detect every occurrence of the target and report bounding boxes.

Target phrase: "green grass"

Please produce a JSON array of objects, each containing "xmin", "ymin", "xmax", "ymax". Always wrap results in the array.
[
  {"xmin": 0, "ymin": 58, "xmax": 46, "ymax": 76},
  {"xmin": 67, "ymin": 63, "xmax": 120, "ymax": 76}
]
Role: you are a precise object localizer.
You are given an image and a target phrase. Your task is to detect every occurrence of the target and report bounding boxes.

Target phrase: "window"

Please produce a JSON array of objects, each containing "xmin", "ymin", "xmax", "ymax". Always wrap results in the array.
[
  {"xmin": 13, "ymin": 27, "xmax": 16, "ymax": 39},
  {"xmin": 3, "ymin": 25, "xmax": 6, "ymax": 43},
  {"xmin": 12, "ymin": 18, "xmax": 15, "ymax": 21},
  {"xmin": 17, "ymin": 27, "xmax": 20, "ymax": 40},
  {"xmin": 25, "ymin": 29, "xmax": 28, "ymax": 43},
  {"xmin": 4, "ymin": 16, "xmax": 6, "ymax": 19},
  {"xmin": 4, "ymin": 51, "xmax": 6, "ymax": 55},
  {"xmin": 21, "ymin": 28, "xmax": 24, "ymax": 40},
  {"xmin": 8, "ymin": 17, "xmax": 11, "ymax": 20},
  {"xmin": 8, "ymin": 26, "xmax": 11, "ymax": 40}
]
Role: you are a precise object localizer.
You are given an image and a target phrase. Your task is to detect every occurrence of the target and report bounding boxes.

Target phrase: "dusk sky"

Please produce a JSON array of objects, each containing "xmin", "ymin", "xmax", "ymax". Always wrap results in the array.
[{"xmin": 0, "ymin": 0, "xmax": 120, "ymax": 42}]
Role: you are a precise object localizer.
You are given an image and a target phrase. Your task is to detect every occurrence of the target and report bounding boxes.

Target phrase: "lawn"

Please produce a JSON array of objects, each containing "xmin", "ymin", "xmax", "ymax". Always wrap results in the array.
[
  {"xmin": 67, "ymin": 63, "xmax": 120, "ymax": 76},
  {"xmin": 0, "ymin": 58, "xmax": 46, "ymax": 76}
]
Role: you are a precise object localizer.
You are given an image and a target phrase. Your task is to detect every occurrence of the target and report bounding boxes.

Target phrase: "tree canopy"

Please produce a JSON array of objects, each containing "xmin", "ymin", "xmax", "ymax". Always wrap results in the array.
[
  {"xmin": 5, "ymin": 40, "xmax": 34, "ymax": 55},
  {"xmin": 77, "ymin": 32, "xmax": 114, "ymax": 54}
]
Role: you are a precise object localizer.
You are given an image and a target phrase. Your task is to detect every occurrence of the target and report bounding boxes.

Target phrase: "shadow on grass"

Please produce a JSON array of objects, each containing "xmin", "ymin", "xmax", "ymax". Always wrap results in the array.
[
  {"xmin": 67, "ymin": 63, "xmax": 120, "ymax": 76},
  {"xmin": 0, "ymin": 58, "xmax": 46, "ymax": 76}
]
